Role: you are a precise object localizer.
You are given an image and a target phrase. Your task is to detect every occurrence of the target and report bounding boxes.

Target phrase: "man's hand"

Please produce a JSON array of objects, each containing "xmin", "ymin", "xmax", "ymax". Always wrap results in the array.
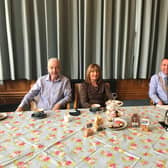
[
  {"xmin": 15, "ymin": 106, "xmax": 24, "ymax": 112},
  {"xmin": 52, "ymin": 103, "xmax": 61, "ymax": 111},
  {"xmin": 158, "ymin": 101, "xmax": 163, "ymax": 105}
]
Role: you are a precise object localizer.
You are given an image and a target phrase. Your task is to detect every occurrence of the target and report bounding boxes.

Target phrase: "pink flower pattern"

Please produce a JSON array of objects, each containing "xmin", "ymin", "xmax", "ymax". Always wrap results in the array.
[{"xmin": 0, "ymin": 106, "xmax": 167, "ymax": 167}]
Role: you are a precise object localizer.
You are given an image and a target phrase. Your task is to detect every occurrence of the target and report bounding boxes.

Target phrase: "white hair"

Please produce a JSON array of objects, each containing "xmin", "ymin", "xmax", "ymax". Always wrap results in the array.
[{"xmin": 47, "ymin": 58, "xmax": 60, "ymax": 66}]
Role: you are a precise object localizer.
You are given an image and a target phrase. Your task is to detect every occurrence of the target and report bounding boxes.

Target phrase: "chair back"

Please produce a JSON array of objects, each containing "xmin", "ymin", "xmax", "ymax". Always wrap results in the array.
[
  {"xmin": 73, "ymin": 83, "xmax": 82, "ymax": 109},
  {"xmin": 150, "ymin": 99, "xmax": 154, "ymax": 105},
  {"xmin": 29, "ymin": 82, "xmax": 39, "ymax": 111},
  {"xmin": 105, "ymin": 82, "xmax": 110, "ymax": 89}
]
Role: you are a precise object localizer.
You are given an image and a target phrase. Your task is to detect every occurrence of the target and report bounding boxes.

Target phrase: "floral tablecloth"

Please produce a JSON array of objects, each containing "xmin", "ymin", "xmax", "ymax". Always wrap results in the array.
[{"xmin": 0, "ymin": 106, "xmax": 168, "ymax": 168}]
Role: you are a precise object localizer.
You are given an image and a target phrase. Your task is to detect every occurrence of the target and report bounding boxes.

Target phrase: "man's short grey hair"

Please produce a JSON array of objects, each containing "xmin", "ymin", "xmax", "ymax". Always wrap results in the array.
[{"xmin": 48, "ymin": 58, "xmax": 60, "ymax": 66}]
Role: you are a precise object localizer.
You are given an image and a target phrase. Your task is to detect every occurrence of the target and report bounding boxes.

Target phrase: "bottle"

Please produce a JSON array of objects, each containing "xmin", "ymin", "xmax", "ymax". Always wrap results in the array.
[{"xmin": 131, "ymin": 113, "xmax": 140, "ymax": 127}]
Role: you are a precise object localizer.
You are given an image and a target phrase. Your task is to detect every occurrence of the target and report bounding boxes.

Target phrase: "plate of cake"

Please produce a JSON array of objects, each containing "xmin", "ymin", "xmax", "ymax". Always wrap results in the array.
[{"xmin": 107, "ymin": 118, "xmax": 127, "ymax": 130}]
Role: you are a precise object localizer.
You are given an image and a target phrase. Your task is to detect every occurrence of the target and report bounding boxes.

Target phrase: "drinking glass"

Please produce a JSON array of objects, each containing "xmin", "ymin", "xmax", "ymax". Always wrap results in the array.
[{"xmin": 111, "ymin": 92, "xmax": 118, "ymax": 100}]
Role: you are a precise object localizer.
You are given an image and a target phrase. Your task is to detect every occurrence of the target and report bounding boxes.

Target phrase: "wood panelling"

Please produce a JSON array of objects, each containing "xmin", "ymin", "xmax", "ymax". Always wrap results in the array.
[
  {"xmin": 0, "ymin": 80, "xmax": 34, "ymax": 104},
  {"xmin": 0, "ymin": 79, "xmax": 150, "ymax": 105},
  {"xmin": 6, "ymin": 80, "xmax": 29, "ymax": 91},
  {"xmin": 0, "ymin": 84, "xmax": 5, "ymax": 90},
  {"xmin": 116, "ymin": 79, "xmax": 149, "ymax": 100}
]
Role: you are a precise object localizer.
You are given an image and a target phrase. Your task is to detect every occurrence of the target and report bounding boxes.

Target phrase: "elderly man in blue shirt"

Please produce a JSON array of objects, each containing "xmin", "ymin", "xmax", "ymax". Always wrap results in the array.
[
  {"xmin": 16, "ymin": 58, "xmax": 72, "ymax": 111},
  {"xmin": 149, "ymin": 58, "xmax": 168, "ymax": 105}
]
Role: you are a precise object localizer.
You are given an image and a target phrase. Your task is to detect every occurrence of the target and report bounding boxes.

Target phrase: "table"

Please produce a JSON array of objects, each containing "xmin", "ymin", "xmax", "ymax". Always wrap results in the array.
[{"xmin": 0, "ymin": 106, "xmax": 168, "ymax": 167}]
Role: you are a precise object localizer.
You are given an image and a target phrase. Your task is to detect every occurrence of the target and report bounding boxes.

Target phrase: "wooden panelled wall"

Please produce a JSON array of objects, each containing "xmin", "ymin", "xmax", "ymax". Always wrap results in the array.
[
  {"xmin": 0, "ymin": 80, "xmax": 35, "ymax": 104},
  {"xmin": 0, "ymin": 79, "xmax": 149, "ymax": 105},
  {"xmin": 116, "ymin": 79, "xmax": 149, "ymax": 100}
]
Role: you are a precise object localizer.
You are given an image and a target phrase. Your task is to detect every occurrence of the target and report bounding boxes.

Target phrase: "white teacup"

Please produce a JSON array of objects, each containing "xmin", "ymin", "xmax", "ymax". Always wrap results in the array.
[{"xmin": 90, "ymin": 104, "xmax": 101, "ymax": 112}]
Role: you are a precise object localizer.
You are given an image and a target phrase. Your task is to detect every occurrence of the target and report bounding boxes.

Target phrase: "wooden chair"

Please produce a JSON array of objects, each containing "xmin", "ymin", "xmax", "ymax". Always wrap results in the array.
[
  {"xmin": 66, "ymin": 102, "xmax": 71, "ymax": 109},
  {"xmin": 73, "ymin": 83, "xmax": 82, "ymax": 109},
  {"xmin": 29, "ymin": 82, "xmax": 39, "ymax": 111},
  {"xmin": 30, "ymin": 99, "xmax": 38, "ymax": 111},
  {"xmin": 105, "ymin": 82, "xmax": 110, "ymax": 91},
  {"xmin": 150, "ymin": 99, "xmax": 154, "ymax": 105}
]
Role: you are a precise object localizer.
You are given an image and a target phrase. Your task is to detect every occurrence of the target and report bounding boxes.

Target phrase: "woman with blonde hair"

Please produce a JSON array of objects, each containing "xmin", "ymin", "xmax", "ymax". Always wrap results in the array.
[{"xmin": 79, "ymin": 64, "xmax": 112, "ymax": 108}]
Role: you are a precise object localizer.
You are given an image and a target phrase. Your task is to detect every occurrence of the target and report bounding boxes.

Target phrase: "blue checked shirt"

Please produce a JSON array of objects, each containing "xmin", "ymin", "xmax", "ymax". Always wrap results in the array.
[
  {"xmin": 19, "ymin": 74, "xmax": 72, "ymax": 110},
  {"xmin": 149, "ymin": 72, "xmax": 168, "ymax": 104}
]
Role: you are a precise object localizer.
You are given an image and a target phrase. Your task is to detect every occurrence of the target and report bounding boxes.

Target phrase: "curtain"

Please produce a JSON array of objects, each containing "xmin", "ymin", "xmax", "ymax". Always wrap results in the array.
[{"xmin": 0, "ymin": 0, "xmax": 168, "ymax": 81}]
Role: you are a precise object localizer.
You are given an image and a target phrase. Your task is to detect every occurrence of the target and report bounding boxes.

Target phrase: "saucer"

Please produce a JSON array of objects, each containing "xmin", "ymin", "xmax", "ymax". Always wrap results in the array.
[
  {"xmin": 0, "ymin": 113, "xmax": 8, "ymax": 120},
  {"xmin": 69, "ymin": 109, "xmax": 81, "ymax": 116},
  {"xmin": 31, "ymin": 111, "xmax": 47, "ymax": 119}
]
